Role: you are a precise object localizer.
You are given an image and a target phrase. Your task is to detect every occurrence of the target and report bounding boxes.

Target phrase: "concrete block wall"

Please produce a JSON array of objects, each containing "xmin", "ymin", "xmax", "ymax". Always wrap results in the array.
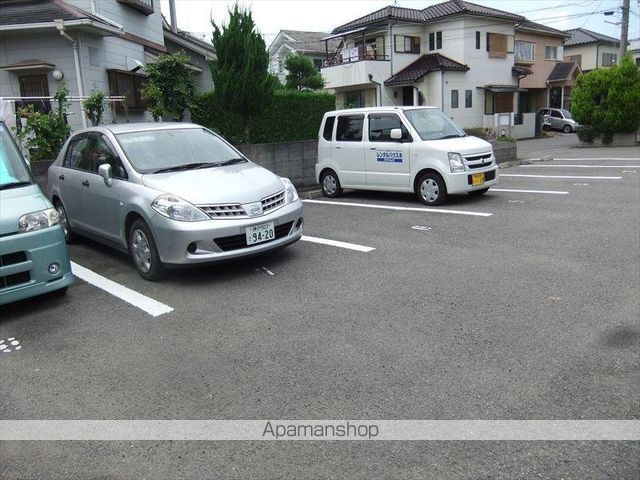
[
  {"xmin": 490, "ymin": 140, "xmax": 517, "ymax": 164},
  {"xmin": 237, "ymin": 140, "xmax": 318, "ymax": 188}
]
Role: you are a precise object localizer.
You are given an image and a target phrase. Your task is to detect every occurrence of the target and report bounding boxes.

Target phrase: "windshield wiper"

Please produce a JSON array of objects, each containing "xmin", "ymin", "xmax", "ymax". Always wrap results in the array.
[
  {"xmin": 437, "ymin": 134, "xmax": 465, "ymax": 140},
  {"xmin": 0, "ymin": 181, "xmax": 32, "ymax": 191},
  {"xmin": 152, "ymin": 162, "xmax": 217, "ymax": 174},
  {"xmin": 217, "ymin": 157, "xmax": 246, "ymax": 167}
]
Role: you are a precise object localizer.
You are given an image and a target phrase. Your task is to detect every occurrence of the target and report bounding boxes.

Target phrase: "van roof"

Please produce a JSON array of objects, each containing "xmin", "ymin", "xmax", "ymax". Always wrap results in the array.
[{"xmin": 324, "ymin": 106, "xmax": 438, "ymax": 116}]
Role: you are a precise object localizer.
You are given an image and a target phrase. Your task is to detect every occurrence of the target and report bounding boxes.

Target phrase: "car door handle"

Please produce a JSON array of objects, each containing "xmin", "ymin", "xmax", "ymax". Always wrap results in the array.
[
  {"xmin": 335, "ymin": 146, "xmax": 341, "ymax": 149},
  {"xmin": 82, "ymin": 180, "xmax": 90, "ymax": 187},
  {"xmin": 369, "ymin": 147, "xmax": 377, "ymax": 151},
  {"xmin": 58, "ymin": 174, "xmax": 65, "ymax": 180}
]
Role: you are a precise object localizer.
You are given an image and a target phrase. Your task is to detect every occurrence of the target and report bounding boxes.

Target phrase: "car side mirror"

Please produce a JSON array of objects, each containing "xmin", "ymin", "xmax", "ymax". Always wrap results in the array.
[
  {"xmin": 98, "ymin": 163, "xmax": 113, "ymax": 187},
  {"xmin": 390, "ymin": 128, "xmax": 402, "ymax": 140}
]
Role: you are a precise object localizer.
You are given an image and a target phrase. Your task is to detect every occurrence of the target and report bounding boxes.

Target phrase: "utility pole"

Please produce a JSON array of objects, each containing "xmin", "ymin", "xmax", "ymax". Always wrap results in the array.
[{"xmin": 618, "ymin": 0, "xmax": 630, "ymax": 61}]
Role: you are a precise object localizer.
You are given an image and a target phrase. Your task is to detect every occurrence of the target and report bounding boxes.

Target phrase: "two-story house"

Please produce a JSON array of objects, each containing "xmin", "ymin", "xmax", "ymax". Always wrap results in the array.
[
  {"xmin": 0, "ymin": 0, "xmax": 214, "ymax": 131},
  {"xmin": 514, "ymin": 20, "xmax": 581, "ymax": 112},
  {"xmin": 321, "ymin": 0, "xmax": 527, "ymax": 131},
  {"xmin": 268, "ymin": 30, "xmax": 341, "ymax": 84},
  {"xmin": 563, "ymin": 27, "xmax": 621, "ymax": 71}
]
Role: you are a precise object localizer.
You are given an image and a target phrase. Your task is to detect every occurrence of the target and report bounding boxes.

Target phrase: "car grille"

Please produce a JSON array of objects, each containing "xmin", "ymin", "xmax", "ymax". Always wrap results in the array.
[
  {"xmin": 467, "ymin": 169, "xmax": 496, "ymax": 185},
  {"xmin": 214, "ymin": 221, "xmax": 294, "ymax": 252},
  {"xmin": 464, "ymin": 152, "xmax": 493, "ymax": 170},
  {"xmin": 199, "ymin": 204, "xmax": 246, "ymax": 218},
  {"xmin": 262, "ymin": 191, "xmax": 285, "ymax": 213},
  {"xmin": 198, "ymin": 190, "xmax": 286, "ymax": 219},
  {"xmin": 0, "ymin": 251, "xmax": 30, "ymax": 289}
]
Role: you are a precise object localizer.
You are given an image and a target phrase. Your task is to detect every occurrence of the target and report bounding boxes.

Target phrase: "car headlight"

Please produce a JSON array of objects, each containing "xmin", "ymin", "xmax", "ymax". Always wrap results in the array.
[
  {"xmin": 448, "ymin": 152, "xmax": 465, "ymax": 173},
  {"xmin": 151, "ymin": 194, "xmax": 209, "ymax": 222},
  {"xmin": 281, "ymin": 177, "xmax": 299, "ymax": 203},
  {"xmin": 19, "ymin": 208, "xmax": 59, "ymax": 233}
]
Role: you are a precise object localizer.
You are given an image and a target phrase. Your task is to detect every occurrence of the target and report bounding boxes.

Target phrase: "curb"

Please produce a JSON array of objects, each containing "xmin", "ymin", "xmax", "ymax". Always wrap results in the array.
[{"xmin": 500, "ymin": 154, "xmax": 553, "ymax": 169}]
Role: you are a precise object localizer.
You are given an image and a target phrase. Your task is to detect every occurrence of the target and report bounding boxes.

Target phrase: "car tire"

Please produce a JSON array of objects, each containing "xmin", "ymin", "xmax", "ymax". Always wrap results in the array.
[
  {"xmin": 320, "ymin": 170, "xmax": 343, "ymax": 198},
  {"xmin": 468, "ymin": 187, "xmax": 490, "ymax": 196},
  {"xmin": 128, "ymin": 219, "xmax": 165, "ymax": 281},
  {"xmin": 563, "ymin": 124, "xmax": 573, "ymax": 134},
  {"xmin": 55, "ymin": 200, "xmax": 78, "ymax": 244},
  {"xmin": 416, "ymin": 172, "xmax": 447, "ymax": 206}
]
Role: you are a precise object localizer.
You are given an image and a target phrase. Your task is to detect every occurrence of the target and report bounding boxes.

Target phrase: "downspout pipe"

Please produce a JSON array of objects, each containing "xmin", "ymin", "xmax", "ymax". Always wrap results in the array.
[
  {"xmin": 368, "ymin": 74, "xmax": 382, "ymax": 106},
  {"xmin": 55, "ymin": 19, "xmax": 86, "ymax": 128}
]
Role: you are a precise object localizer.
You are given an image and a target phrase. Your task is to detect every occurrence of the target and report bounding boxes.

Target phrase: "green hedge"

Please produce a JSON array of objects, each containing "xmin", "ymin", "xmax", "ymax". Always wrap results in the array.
[{"xmin": 191, "ymin": 90, "xmax": 335, "ymax": 144}]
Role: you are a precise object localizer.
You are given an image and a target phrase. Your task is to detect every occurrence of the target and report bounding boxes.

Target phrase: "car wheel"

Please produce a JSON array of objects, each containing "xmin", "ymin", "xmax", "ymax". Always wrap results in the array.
[
  {"xmin": 563, "ymin": 124, "xmax": 573, "ymax": 134},
  {"xmin": 55, "ymin": 200, "xmax": 78, "ymax": 243},
  {"xmin": 321, "ymin": 170, "xmax": 343, "ymax": 198},
  {"xmin": 417, "ymin": 172, "xmax": 447, "ymax": 206},
  {"xmin": 468, "ymin": 187, "xmax": 490, "ymax": 196},
  {"xmin": 129, "ymin": 219, "xmax": 164, "ymax": 281}
]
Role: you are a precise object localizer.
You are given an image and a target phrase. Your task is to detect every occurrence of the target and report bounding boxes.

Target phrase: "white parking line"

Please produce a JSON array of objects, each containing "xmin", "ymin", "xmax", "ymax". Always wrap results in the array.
[
  {"xmin": 491, "ymin": 188, "xmax": 569, "ymax": 195},
  {"xmin": 303, "ymin": 199, "xmax": 493, "ymax": 217},
  {"xmin": 500, "ymin": 174, "xmax": 622, "ymax": 180},
  {"xmin": 301, "ymin": 236, "xmax": 375, "ymax": 252},
  {"xmin": 521, "ymin": 164, "xmax": 637, "ymax": 168},
  {"xmin": 527, "ymin": 157, "xmax": 639, "ymax": 161},
  {"xmin": 70, "ymin": 262, "xmax": 173, "ymax": 317}
]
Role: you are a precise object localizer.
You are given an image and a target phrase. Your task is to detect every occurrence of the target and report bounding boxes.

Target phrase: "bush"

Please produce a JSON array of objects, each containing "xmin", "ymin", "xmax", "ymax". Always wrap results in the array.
[
  {"xmin": 82, "ymin": 89, "xmax": 106, "ymax": 126},
  {"xmin": 192, "ymin": 90, "xmax": 335, "ymax": 144},
  {"xmin": 16, "ymin": 84, "xmax": 71, "ymax": 161},
  {"xmin": 571, "ymin": 54, "xmax": 640, "ymax": 143}
]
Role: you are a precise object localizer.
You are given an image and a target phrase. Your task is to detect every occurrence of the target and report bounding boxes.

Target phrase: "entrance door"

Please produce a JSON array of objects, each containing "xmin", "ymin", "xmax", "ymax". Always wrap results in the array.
[
  {"xmin": 402, "ymin": 86, "xmax": 414, "ymax": 106},
  {"xmin": 549, "ymin": 87, "xmax": 562, "ymax": 108}
]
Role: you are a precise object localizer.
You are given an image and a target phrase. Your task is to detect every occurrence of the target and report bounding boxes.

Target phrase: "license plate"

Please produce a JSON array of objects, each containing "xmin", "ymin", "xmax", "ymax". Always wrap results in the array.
[
  {"xmin": 246, "ymin": 222, "xmax": 275, "ymax": 246},
  {"xmin": 472, "ymin": 173, "xmax": 485, "ymax": 186}
]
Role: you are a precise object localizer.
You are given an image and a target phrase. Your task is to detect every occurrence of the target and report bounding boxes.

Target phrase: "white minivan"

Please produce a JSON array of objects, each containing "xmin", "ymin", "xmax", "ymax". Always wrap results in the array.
[{"xmin": 316, "ymin": 107, "xmax": 498, "ymax": 205}]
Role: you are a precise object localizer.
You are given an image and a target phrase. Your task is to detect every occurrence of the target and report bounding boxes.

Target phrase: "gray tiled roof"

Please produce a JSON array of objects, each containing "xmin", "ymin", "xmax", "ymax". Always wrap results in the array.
[
  {"xmin": 516, "ymin": 20, "xmax": 570, "ymax": 37},
  {"xmin": 0, "ymin": 0, "xmax": 110, "ymax": 27},
  {"xmin": 280, "ymin": 30, "xmax": 341, "ymax": 54},
  {"xmin": 333, "ymin": 1, "xmax": 523, "ymax": 34},
  {"xmin": 333, "ymin": 6, "xmax": 425, "ymax": 34},
  {"xmin": 422, "ymin": 0, "xmax": 524, "ymax": 22},
  {"xmin": 385, "ymin": 53, "xmax": 469, "ymax": 86},
  {"xmin": 564, "ymin": 28, "xmax": 620, "ymax": 46},
  {"xmin": 547, "ymin": 62, "xmax": 579, "ymax": 82}
]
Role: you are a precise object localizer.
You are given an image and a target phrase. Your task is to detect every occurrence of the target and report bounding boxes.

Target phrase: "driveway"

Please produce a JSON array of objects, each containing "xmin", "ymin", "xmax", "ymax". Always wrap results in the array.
[{"xmin": 1, "ymin": 145, "xmax": 639, "ymax": 479}]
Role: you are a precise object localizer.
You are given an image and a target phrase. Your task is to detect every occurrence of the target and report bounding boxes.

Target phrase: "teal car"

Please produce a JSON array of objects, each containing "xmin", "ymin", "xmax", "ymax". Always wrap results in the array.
[{"xmin": 0, "ymin": 121, "xmax": 73, "ymax": 305}]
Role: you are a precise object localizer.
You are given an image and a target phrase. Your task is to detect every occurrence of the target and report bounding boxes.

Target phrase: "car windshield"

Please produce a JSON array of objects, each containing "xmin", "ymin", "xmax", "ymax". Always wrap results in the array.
[
  {"xmin": 115, "ymin": 127, "xmax": 246, "ymax": 174},
  {"xmin": 0, "ymin": 122, "xmax": 33, "ymax": 190},
  {"xmin": 561, "ymin": 109, "xmax": 573, "ymax": 119},
  {"xmin": 403, "ymin": 108, "xmax": 466, "ymax": 141}
]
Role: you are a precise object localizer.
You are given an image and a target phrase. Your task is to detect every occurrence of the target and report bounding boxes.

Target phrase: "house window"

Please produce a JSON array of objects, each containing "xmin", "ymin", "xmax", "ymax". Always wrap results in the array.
[
  {"xmin": 395, "ymin": 35, "xmax": 420, "ymax": 54},
  {"xmin": 545, "ymin": 45, "xmax": 559, "ymax": 60},
  {"xmin": 313, "ymin": 58, "xmax": 322, "ymax": 70},
  {"xmin": 515, "ymin": 41, "xmax": 534, "ymax": 62},
  {"xmin": 428, "ymin": 32, "xmax": 442, "ymax": 51},
  {"xmin": 107, "ymin": 69, "xmax": 146, "ymax": 111},
  {"xmin": 355, "ymin": 36, "xmax": 386, "ymax": 60},
  {"xmin": 486, "ymin": 33, "xmax": 508, "ymax": 58},
  {"xmin": 465, "ymin": 90, "xmax": 472, "ymax": 108},
  {"xmin": 451, "ymin": 90, "xmax": 459, "ymax": 109},
  {"xmin": 345, "ymin": 90, "xmax": 365, "ymax": 109},
  {"xmin": 116, "ymin": 0, "xmax": 153, "ymax": 15},
  {"xmin": 602, "ymin": 52, "xmax": 617, "ymax": 66},
  {"xmin": 89, "ymin": 47, "xmax": 100, "ymax": 67},
  {"xmin": 475, "ymin": 31, "xmax": 481, "ymax": 50},
  {"xmin": 568, "ymin": 54, "xmax": 582, "ymax": 67},
  {"xmin": 636, "ymin": 57, "xmax": 640, "ymax": 66},
  {"xmin": 336, "ymin": 114, "xmax": 364, "ymax": 142},
  {"xmin": 17, "ymin": 74, "xmax": 51, "ymax": 113}
]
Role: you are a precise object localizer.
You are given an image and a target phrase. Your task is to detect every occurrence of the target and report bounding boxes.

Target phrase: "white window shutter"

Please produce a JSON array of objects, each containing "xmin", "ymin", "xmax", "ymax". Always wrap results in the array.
[{"xmin": 558, "ymin": 45, "xmax": 564, "ymax": 60}]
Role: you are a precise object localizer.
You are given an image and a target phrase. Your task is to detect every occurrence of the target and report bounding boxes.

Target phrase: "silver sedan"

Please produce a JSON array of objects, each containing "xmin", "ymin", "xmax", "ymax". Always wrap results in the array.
[{"xmin": 48, "ymin": 123, "xmax": 304, "ymax": 280}]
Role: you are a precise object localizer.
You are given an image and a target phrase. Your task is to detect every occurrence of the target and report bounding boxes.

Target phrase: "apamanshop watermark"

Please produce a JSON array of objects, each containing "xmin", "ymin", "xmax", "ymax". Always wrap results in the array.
[
  {"xmin": 1, "ymin": 420, "xmax": 639, "ymax": 441},
  {"xmin": 262, "ymin": 421, "xmax": 379, "ymax": 439}
]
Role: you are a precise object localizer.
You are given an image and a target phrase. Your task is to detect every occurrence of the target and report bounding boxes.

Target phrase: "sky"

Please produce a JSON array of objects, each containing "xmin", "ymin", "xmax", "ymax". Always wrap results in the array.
[{"xmin": 160, "ymin": 0, "xmax": 640, "ymax": 47}]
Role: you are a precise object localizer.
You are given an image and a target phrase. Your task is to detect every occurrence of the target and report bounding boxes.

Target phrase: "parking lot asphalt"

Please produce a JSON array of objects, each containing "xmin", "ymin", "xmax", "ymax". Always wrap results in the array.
[{"xmin": 1, "ymin": 144, "xmax": 639, "ymax": 479}]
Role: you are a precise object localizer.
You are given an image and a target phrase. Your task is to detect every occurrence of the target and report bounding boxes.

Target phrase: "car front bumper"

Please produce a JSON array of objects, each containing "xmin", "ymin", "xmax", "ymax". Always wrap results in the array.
[
  {"xmin": 150, "ymin": 200, "xmax": 304, "ymax": 266},
  {"xmin": 446, "ymin": 166, "xmax": 499, "ymax": 194},
  {"xmin": 0, "ymin": 225, "xmax": 73, "ymax": 305}
]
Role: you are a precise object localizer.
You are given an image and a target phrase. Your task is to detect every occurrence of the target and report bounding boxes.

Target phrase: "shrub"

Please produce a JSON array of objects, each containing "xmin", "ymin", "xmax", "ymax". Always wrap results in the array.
[
  {"xmin": 571, "ymin": 54, "xmax": 640, "ymax": 143},
  {"xmin": 16, "ymin": 84, "xmax": 71, "ymax": 161},
  {"xmin": 192, "ymin": 90, "xmax": 335, "ymax": 144},
  {"xmin": 142, "ymin": 52, "xmax": 195, "ymax": 121},
  {"xmin": 82, "ymin": 88, "xmax": 106, "ymax": 126}
]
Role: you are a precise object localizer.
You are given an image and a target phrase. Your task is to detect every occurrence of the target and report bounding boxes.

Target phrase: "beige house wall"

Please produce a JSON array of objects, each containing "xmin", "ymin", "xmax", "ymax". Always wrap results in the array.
[
  {"xmin": 515, "ymin": 31, "xmax": 565, "ymax": 89},
  {"xmin": 563, "ymin": 43, "xmax": 619, "ymax": 71}
]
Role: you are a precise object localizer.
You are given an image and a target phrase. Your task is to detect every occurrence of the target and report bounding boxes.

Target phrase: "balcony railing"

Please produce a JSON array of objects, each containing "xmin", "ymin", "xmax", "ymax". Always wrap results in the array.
[
  {"xmin": 117, "ymin": 0, "xmax": 154, "ymax": 15},
  {"xmin": 323, "ymin": 46, "xmax": 389, "ymax": 68}
]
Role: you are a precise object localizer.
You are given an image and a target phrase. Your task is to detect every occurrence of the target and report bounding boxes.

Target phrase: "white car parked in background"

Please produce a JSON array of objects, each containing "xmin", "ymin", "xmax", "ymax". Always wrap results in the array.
[{"xmin": 316, "ymin": 107, "xmax": 498, "ymax": 205}]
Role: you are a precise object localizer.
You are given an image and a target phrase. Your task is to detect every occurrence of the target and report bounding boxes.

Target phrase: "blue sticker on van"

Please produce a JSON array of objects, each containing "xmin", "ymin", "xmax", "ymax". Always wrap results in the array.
[{"xmin": 376, "ymin": 151, "xmax": 403, "ymax": 163}]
